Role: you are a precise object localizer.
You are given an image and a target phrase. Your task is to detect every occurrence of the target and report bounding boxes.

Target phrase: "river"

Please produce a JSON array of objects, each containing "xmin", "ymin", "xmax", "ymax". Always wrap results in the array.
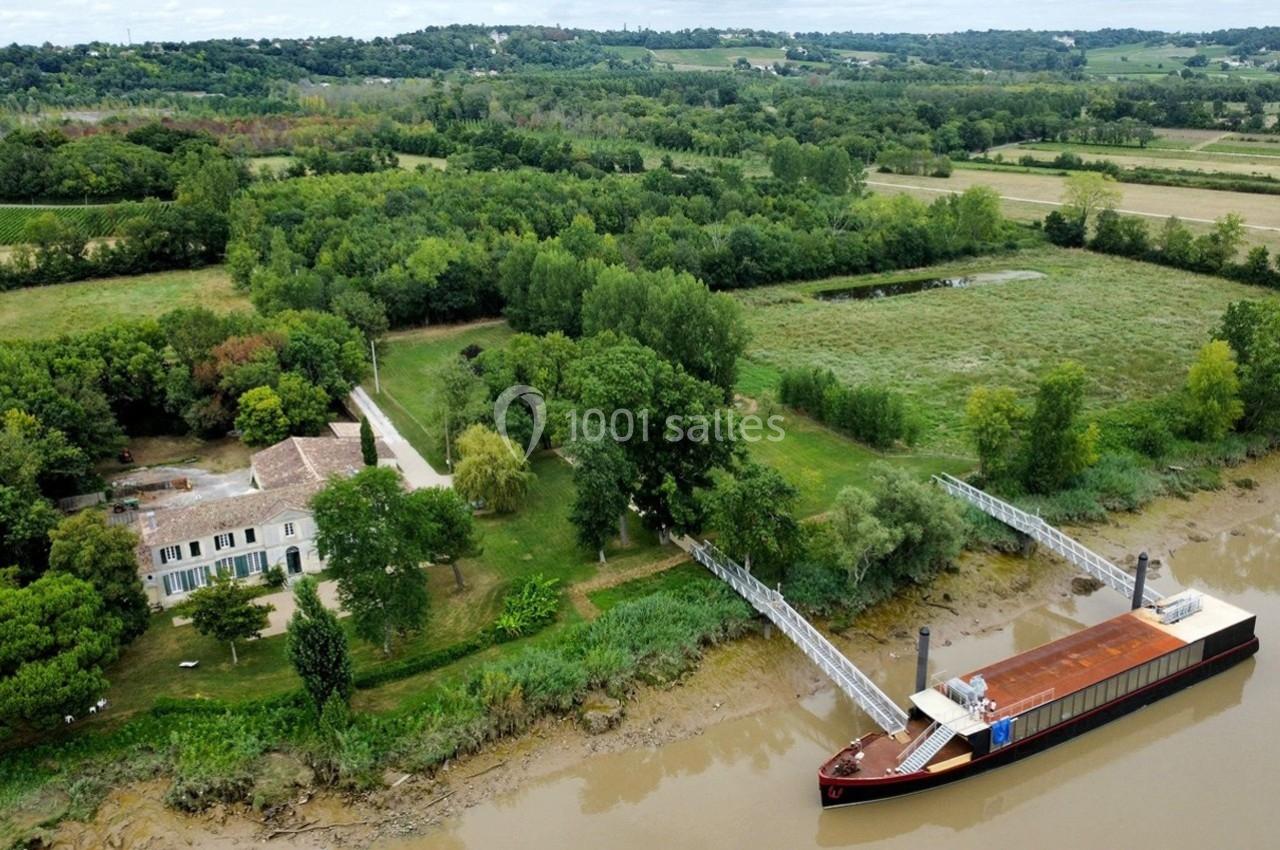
[{"xmin": 383, "ymin": 471, "xmax": 1276, "ymax": 850}]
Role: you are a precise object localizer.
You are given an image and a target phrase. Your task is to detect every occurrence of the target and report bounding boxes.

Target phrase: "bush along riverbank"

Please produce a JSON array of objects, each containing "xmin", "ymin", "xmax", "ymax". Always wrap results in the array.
[{"xmin": 0, "ymin": 579, "xmax": 754, "ymax": 841}]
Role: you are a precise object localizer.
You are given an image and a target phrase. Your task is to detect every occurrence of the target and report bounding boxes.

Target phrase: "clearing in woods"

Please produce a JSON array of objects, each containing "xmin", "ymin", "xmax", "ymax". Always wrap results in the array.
[{"xmin": 0, "ymin": 266, "xmax": 250, "ymax": 340}]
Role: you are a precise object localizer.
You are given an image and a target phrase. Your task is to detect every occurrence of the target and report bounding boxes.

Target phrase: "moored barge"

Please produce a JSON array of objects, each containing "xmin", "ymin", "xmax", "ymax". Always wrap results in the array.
[{"xmin": 818, "ymin": 589, "xmax": 1258, "ymax": 807}]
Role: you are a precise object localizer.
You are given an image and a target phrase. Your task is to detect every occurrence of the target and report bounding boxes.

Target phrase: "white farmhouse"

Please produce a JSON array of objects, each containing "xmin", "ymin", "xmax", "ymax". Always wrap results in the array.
[{"xmin": 137, "ymin": 435, "xmax": 395, "ymax": 607}]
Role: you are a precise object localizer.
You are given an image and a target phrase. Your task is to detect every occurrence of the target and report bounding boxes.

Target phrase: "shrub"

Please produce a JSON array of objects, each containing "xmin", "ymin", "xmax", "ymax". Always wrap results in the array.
[
  {"xmin": 263, "ymin": 564, "xmax": 286, "ymax": 589},
  {"xmin": 495, "ymin": 574, "xmax": 560, "ymax": 638}
]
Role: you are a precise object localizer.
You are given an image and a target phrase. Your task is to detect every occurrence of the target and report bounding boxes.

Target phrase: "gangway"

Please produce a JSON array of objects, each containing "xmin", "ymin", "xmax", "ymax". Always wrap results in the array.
[
  {"xmin": 690, "ymin": 540, "xmax": 909, "ymax": 736},
  {"xmin": 934, "ymin": 473, "xmax": 1161, "ymax": 607}
]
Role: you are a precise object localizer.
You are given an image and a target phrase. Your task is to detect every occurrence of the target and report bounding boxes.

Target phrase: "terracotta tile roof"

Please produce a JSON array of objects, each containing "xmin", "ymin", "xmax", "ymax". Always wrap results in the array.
[
  {"xmin": 138, "ymin": 482, "xmax": 320, "ymax": 548},
  {"xmin": 250, "ymin": 436, "xmax": 391, "ymax": 490}
]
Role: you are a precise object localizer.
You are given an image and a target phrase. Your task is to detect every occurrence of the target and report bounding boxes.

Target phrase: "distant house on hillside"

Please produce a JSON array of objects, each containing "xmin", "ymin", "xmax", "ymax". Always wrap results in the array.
[{"xmin": 136, "ymin": 435, "xmax": 395, "ymax": 607}]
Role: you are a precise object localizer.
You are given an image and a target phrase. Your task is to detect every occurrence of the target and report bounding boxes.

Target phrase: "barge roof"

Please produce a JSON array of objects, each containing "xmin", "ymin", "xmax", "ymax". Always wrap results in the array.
[{"xmin": 946, "ymin": 592, "xmax": 1251, "ymax": 711}]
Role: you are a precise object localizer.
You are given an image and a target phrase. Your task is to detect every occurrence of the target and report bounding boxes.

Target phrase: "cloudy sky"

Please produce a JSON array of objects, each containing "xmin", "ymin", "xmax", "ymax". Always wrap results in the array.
[{"xmin": 1, "ymin": 1, "xmax": 1275, "ymax": 47}]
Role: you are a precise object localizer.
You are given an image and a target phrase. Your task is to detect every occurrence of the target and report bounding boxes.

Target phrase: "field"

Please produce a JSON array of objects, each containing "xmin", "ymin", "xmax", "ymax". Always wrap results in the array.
[
  {"xmin": 997, "ymin": 144, "xmax": 1280, "ymax": 178},
  {"xmin": 1083, "ymin": 43, "xmax": 1278, "ymax": 79},
  {"xmin": 734, "ymin": 247, "xmax": 1277, "ymax": 453},
  {"xmin": 0, "ymin": 202, "xmax": 162, "ymax": 245},
  {"xmin": 641, "ymin": 46, "xmax": 879, "ymax": 70},
  {"xmin": 249, "ymin": 153, "xmax": 447, "ymax": 178},
  {"xmin": 0, "ymin": 266, "xmax": 250, "ymax": 340},
  {"xmin": 867, "ymin": 168, "xmax": 1280, "ymax": 254}
]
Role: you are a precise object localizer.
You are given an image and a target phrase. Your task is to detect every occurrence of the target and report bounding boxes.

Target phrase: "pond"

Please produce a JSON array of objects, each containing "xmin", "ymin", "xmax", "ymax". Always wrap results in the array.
[{"xmin": 814, "ymin": 270, "xmax": 1045, "ymax": 301}]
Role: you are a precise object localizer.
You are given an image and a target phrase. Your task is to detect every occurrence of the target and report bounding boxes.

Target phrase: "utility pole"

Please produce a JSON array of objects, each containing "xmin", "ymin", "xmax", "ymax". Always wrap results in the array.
[{"xmin": 370, "ymin": 339, "xmax": 380, "ymax": 394}]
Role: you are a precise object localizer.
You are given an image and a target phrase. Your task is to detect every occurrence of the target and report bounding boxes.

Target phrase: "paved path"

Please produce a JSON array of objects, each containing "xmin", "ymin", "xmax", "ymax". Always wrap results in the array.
[
  {"xmin": 348, "ymin": 386, "xmax": 452, "ymax": 489},
  {"xmin": 172, "ymin": 579, "xmax": 345, "ymax": 638}
]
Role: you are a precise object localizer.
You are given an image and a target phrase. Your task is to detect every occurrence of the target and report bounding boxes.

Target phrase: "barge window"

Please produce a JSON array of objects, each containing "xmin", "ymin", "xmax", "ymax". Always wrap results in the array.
[
  {"xmin": 1157, "ymin": 655, "xmax": 1170, "ymax": 680},
  {"xmin": 1174, "ymin": 646, "xmax": 1189, "ymax": 673},
  {"xmin": 1024, "ymin": 711, "xmax": 1040, "ymax": 736},
  {"xmin": 1189, "ymin": 640, "xmax": 1204, "ymax": 665},
  {"xmin": 1105, "ymin": 676, "xmax": 1119, "ymax": 702},
  {"xmin": 1038, "ymin": 706, "xmax": 1051, "ymax": 729},
  {"xmin": 1073, "ymin": 692, "xmax": 1085, "ymax": 715},
  {"xmin": 1049, "ymin": 700, "xmax": 1063, "ymax": 725},
  {"xmin": 1083, "ymin": 685, "xmax": 1097, "ymax": 712},
  {"xmin": 1137, "ymin": 663, "xmax": 1151, "ymax": 689},
  {"xmin": 1127, "ymin": 669, "xmax": 1141, "ymax": 693}
]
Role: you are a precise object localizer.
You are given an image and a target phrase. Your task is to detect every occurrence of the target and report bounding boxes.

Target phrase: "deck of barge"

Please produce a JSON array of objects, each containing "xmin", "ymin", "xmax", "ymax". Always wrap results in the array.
[{"xmin": 968, "ymin": 612, "xmax": 1185, "ymax": 709}]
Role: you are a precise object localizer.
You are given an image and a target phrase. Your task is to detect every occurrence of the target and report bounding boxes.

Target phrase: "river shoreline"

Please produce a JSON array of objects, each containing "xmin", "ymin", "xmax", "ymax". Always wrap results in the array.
[{"xmin": 49, "ymin": 455, "xmax": 1280, "ymax": 849}]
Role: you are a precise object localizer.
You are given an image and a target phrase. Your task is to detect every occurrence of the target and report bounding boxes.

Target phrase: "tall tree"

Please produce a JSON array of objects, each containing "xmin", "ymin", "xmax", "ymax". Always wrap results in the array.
[
  {"xmin": 285, "ymin": 577, "xmax": 353, "ymax": 712},
  {"xmin": 568, "ymin": 437, "xmax": 635, "ymax": 563},
  {"xmin": 359, "ymin": 416, "xmax": 377, "ymax": 466},
  {"xmin": 828, "ymin": 486, "xmax": 898, "ymax": 588},
  {"xmin": 414, "ymin": 486, "xmax": 477, "ymax": 589},
  {"xmin": 1022, "ymin": 362, "xmax": 1099, "ymax": 494},
  {"xmin": 311, "ymin": 467, "xmax": 433, "ymax": 655},
  {"xmin": 0, "ymin": 573, "xmax": 121, "ymax": 732},
  {"xmin": 706, "ymin": 461, "xmax": 800, "ymax": 573},
  {"xmin": 1061, "ymin": 172, "xmax": 1121, "ymax": 233},
  {"xmin": 453, "ymin": 424, "xmax": 535, "ymax": 513},
  {"xmin": 965, "ymin": 386, "xmax": 1025, "ymax": 483},
  {"xmin": 1186, "ymin": 340, "xmax": 1244, "ymax": 441},
  {"xmin": 47, "ymin": 511, "xmax": 150, "ymax": 643},
  {"xmin": 188, "ymin": 575, "xmax": 271, "ymax": 665}
]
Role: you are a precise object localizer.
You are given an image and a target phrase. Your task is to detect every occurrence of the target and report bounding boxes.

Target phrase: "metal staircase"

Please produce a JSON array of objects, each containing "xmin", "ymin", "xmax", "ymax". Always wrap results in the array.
[
  {"xmin": 896, "ymin": 723, "xmax": 957, "ymax": 774},
  {"xmin": 934, "ymin": 474, "xmax": 1161, "ymax": 607},
  {"xmin": 690, "ymin": 540, "xmax": 909, "ymax": 736}
]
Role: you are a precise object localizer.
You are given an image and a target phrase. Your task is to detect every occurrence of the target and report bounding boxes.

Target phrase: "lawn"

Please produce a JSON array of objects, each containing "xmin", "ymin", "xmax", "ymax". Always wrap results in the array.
[
  {"xmin": 743, "ymin": 410, "xmax": 972, "ymax": 516},
  {"xmin": 0, "ymin": 266, "xmax": 250, "ymax": 340},
  {"xmin": 735, "ymin": 246, "xmax": 1278, "ymax": 453},
  {"xmin": 370, "ymin": 320, "xmax": 515, "ymax": 469}
]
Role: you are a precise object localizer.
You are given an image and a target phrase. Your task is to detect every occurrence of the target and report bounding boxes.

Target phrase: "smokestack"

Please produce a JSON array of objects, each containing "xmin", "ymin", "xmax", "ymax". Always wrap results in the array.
[
  {"xmin": 1131, "ymin": 552, "xmax": 1149, "ymax": 610},
  {"xmin": 915, "ymin": 626, "xmax": 931, "ymax": 693}
]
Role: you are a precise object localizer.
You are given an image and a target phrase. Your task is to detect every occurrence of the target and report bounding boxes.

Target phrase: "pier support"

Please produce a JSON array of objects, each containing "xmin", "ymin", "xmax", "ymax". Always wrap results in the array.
[
  {"xmin": 1131, "ymin": 552, "xmax": 1149, "ymax": 610},
  {"xmin": 915, "ymin": 627, "xmax": 930, "ymax": 693}
]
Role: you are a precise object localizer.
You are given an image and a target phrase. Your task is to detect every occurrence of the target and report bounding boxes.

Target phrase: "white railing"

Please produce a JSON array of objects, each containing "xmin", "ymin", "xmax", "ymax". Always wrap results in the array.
[
  {"xmin": 934, "ymin": 474, "xmax": 1161, "ymax": 607},
  {"xmin": 692, "ymin": 541, "xmax": 909, "ymax": 736},
  {"xmin": 988, "ymin": 687, "xmax": 1055, "ymax": 722}
]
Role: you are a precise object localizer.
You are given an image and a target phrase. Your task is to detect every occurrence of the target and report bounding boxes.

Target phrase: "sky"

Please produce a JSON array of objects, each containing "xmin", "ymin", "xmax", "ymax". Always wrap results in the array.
[{"xmin": 0, "ymin": 1, "xmax": 1275, "ymax": 48}]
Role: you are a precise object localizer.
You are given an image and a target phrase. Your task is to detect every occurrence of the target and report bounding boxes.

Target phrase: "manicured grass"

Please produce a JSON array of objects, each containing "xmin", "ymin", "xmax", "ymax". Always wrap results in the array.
[
  {"xmin": 735, "ymin": 246, "xmax": 1279, "ymax": 453},
  {"xmin": 0, "ymin": 266, "xmax": 250, "ymax": 340},
  {"xmin": 370, "ymin": 321, "xmax": 515, "ymax": 469},
  {"xmin": 744, "ymin": 411, "xmax": 972, "ymax": 516}
]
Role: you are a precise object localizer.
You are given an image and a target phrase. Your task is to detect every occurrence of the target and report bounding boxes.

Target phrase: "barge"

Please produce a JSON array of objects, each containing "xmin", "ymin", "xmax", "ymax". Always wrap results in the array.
[{"xmin": 818, "ymin": 589, "xmax": 1258, "ymax": 807}]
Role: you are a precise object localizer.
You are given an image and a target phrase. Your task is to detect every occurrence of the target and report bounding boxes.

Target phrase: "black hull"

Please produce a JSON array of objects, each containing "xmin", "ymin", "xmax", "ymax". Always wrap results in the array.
[{"xmin": 819, "ymin": 635, "xmax": 1259, "ymax": 807}]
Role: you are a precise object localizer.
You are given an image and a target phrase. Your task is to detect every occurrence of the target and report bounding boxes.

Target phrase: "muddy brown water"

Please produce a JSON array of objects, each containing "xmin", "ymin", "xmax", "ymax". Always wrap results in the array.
[{"xmin": 386, "ymin": 492, "xmax": 1274, "ymax": 849}]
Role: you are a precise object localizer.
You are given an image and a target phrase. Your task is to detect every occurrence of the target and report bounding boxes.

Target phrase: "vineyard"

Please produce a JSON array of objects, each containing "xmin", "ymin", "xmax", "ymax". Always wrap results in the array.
[{"xmin": 0, "ymin": 203, "xmax": 165, "ymax": 245}]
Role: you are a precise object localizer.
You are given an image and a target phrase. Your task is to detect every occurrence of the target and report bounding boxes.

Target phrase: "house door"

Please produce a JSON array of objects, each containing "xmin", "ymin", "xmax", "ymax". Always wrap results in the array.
[{"xmin": 286, "ymin": 546, "xmax": 302, "ymax": 575}]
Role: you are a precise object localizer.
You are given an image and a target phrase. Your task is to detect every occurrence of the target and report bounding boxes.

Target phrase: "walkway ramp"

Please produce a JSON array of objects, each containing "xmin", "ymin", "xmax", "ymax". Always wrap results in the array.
[
  {"xmin": 934, "ymin": 473, "xmax": 1160, "ymax": 606},
  {"xmin": 689, "ymin": 540, "xmax": 909, "ymax": 736}
]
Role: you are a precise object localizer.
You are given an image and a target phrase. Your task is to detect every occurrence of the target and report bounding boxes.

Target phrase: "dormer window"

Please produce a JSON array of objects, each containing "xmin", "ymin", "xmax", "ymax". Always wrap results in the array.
[
  {"xmin": 283, "ymin": 522, "xmax": 296, "ymax": 538},
  {"xmin": 214, "ymin": 532, "xmax": 235, "ymax": 550}
]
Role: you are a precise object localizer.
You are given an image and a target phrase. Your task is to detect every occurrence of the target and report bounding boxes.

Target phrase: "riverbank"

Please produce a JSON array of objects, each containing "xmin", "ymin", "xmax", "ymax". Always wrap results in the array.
[{"xmin": 48, "ymin": 456, "xmax": 1280, "ymax": 848}]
